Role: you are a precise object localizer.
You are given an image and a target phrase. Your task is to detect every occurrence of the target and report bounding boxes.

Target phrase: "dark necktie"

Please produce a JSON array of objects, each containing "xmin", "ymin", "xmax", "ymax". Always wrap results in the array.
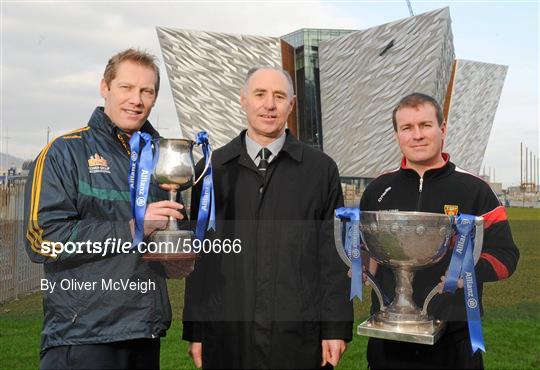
[{"xmin": 258, "ymin": 148, "xmax": 271, "ymax": 173}]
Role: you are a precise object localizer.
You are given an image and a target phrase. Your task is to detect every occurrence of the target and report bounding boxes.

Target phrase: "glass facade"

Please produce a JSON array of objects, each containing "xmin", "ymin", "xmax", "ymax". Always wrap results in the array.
[{"xmin": 281, "ymin": 29, "xmax": 353, "ymax": 150}]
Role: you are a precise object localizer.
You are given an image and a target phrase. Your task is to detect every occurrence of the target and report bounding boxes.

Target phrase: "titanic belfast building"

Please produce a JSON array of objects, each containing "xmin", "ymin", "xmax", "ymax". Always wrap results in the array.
[{"xmin": 156, "ymin": 7, "xmax": 507, "ymax": 184}]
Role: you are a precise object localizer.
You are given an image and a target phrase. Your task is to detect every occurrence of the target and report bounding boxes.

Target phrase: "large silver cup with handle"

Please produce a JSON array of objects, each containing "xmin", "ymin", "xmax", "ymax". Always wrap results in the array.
[
  {"xmin": 141, "ymin": 138, "xmax": 203, "ymax": 261},
  {"xmin": 335, "ymin": 211, "xmax": 483, "ymax": 345}
]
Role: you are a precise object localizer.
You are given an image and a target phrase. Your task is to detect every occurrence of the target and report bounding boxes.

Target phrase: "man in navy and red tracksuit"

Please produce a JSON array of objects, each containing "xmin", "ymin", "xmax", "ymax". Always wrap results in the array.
[{"xmin": 360, "ymin": 93, "xmax": 519, "ymax": 369}]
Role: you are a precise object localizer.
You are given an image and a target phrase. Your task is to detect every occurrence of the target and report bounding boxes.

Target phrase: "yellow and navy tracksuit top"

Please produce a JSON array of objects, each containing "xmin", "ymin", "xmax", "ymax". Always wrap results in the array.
[{"xmin": 24, "ymin": 107, "xmax": 172, "ymax": 353}]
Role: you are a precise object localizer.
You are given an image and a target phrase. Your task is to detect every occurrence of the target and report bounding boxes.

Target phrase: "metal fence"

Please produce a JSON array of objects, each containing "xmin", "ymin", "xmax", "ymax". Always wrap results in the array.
[{"xmin": 0, "ymin": 176, "xmax": 43, "ymax": 304}]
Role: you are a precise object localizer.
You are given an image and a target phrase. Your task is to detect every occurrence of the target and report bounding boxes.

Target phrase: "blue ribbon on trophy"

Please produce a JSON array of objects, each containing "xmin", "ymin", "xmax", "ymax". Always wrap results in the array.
[
  {"xmin": 443, "ymin": 213, "xmax": 485, "ymax": 354},
  {"xmin": 335, "ymin": 207, "xmax": 363, "ymax": 300},
  {"xmin": 129, "ymin": 130, "xmax": 215, "ymax": 249},
  {"xmin": 194, "ymin": 131, "xmax": 216, "ymax": 240},
  {"xmin": 129, "ymin": 132, "xmax": 159, "ymax": 249}
]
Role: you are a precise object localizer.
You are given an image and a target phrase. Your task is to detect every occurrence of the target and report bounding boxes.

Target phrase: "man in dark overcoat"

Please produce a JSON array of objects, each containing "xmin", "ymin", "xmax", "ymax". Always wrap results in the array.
[{"xmin": 182, "ymin": 67, "xmax": 353, "ymax": 369}]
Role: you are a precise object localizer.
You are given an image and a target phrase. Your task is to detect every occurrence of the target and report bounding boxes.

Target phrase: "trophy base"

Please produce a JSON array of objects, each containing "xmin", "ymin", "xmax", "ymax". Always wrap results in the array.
[
  {"xmin": 358, "ymin": 314, "xmax": 446, "ymax": 345},
  {"xmin": 141, "ymin": 229, "xmax": 197, "ymax": 261}
]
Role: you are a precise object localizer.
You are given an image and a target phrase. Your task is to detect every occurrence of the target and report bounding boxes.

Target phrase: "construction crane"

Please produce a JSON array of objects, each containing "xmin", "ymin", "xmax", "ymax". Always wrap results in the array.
[{"xmin": 406, "ymin": 0, "xmax": 414, "ymax": 16}]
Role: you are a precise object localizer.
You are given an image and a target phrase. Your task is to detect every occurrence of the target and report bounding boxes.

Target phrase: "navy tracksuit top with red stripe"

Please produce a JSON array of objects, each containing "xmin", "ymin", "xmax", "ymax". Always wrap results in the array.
[{"xmin": 360, "ymin": 153, "xmax": 519, "ymax": 332}]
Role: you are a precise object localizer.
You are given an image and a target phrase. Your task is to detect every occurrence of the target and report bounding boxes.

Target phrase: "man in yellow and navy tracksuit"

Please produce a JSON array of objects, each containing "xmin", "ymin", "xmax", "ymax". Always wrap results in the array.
[{"xmin": 24, "ymin": 49, "xmax": 185, "ymax": 370}]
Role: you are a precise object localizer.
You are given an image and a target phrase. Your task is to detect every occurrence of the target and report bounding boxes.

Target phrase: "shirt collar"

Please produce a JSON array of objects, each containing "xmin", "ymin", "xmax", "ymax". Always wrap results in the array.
[
  {"xmin": 399, "ymin": 152, "xmax": 454, "ymax": 179},
  {"xmin": 217, "ymin": 129, "xmax": 303, "ymax": 166},
  {"xmin": 244, "ymin": 131, "xmax": 286, "ymax": 162},
  {"xmin": 400, "ymin": 152, "xmax": 450, "ymax": 171}
]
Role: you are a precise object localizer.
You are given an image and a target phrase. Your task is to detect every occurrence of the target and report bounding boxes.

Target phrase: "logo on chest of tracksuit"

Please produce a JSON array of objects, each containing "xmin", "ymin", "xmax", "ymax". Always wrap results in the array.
[
  {"xmin": 444, "ymin": 204, "xmax": 459, "ymax": 216},
  {"xmin": 88, "ymin": 153, "xmax": 111, "ymax": 174},
  {"xmin": 377, "ymin": 187, "xmax": 391, "ymax": 203}
]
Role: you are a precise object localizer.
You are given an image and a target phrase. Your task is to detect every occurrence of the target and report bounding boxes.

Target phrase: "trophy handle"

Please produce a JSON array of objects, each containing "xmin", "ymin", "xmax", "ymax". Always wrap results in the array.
[
  {"xmin": 333, "ymin": 218, "xmax": 389, "ymax": 309},
  {"xmin": 193, "ymin": 149, "xmax": 212, "ymax": 186},
  {"xmin": 364, "ymin": 270, "xmax": 389, "ymax": 310},
  {"xmin": 474, "ymin": 216, "xmax": 484, "ymax": 265},
  {"xmin": 422, "ymin": 216, "xmax": 484, "ymax": 315},
  {"xmin": 421, "ymin": 285, "xmax": 440, "ymax": 316}
]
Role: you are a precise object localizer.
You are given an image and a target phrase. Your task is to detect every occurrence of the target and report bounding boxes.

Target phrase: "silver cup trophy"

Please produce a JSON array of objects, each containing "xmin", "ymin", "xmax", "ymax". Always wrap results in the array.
[
  {"xmin": 335, "ymin": 211, "xmax": 483, "ymax": 345},
  {"xmin": 141, "ymin": 138, "xmax": 208, "ymax": 261}
]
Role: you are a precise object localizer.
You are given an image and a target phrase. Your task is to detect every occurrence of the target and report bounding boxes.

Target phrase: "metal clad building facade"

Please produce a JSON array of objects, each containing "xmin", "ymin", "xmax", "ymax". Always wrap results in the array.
[
  {"xmin": 319, "ymin": 8, "xmax": 455, "ymax": 178},
  {"xmin": 444, "ymin": 60, "xmax": 508, "ymax": 173},
  {"xmin": 157, "ymin": 28, "xmax": 281, "ymax": 148},
  {"xmin": 157, "ymin": 7, "xmax": 506, "ymax": 179}
]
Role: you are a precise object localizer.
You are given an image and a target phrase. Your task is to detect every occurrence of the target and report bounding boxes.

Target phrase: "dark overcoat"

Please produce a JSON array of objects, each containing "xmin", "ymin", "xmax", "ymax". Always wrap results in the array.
[{"xmin": 183, "ymin": 130, "xmax": 353, "ymax": 369}]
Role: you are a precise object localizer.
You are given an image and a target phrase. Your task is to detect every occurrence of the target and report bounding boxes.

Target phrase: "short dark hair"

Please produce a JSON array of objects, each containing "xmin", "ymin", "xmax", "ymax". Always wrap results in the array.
[
  {"xmin": 392, "ymin": 93, "xmax": 444, "ymax": 131},
  {"xmin": 103, "ymin": 48, "xmax": 160, "ymax": 94}
]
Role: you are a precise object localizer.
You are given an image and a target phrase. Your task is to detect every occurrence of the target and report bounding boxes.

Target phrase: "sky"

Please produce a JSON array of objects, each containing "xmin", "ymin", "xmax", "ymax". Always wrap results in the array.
[{"xmin": 1, "ymin": 0, "xmax": 538, "ymax": 188}]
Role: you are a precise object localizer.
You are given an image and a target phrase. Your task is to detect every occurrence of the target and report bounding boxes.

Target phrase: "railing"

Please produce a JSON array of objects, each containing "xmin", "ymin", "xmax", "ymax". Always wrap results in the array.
[{"xmin": 0, "ymin": 176, "xmax": 43, "ymax": 304}]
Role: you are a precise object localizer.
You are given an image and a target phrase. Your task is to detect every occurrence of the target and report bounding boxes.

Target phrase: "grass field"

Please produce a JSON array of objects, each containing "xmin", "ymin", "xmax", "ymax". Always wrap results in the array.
[{"xmin": 1, "ymin": 208, "xmax": 538, "ymax": 369}]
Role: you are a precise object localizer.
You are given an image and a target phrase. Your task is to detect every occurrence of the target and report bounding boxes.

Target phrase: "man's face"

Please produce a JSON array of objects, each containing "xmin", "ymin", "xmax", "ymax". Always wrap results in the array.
[
  {"xmin": 100, "ymin": 61, "xmax": 157, "ymax": 134},
  {"xmin": 394, "ymin": 103, "xmax": 446, "ymax": 169},
  {"xmin": 240, "ymin": 69, "xmax": 295, "ymax": 142}
]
